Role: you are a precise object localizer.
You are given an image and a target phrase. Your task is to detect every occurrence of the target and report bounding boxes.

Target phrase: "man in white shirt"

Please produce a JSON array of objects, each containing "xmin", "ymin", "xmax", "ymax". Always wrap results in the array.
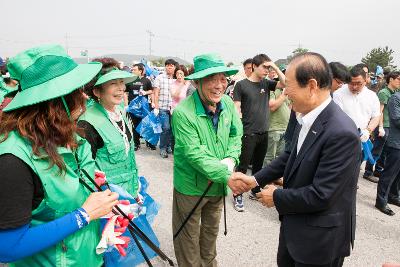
[{"xmin": 333, "ymin": 66, "xmax": 381, "ymax": 146}]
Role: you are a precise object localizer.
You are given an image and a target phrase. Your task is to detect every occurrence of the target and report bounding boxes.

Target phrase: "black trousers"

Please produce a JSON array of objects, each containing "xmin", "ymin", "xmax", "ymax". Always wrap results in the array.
[
  {"xmin": 129, "ymin": 113, "xmax": 142, "ymax": 147},
  {"xmin": 364, "ymin": 127, "xmax": 389, "ymax": 176},
  {"xmin": 236, "ymin": 132, "xmax": 268, "ymax": 193},
  {"xmin": 277, "ymin": 226, "xmax": 344, "ymax": 267},
  {"xmin": 237, "ymin": 132, "xmax": 268, "ymax": 174},
  {"xmin": 376, "ymin": 146, "xmax": 400, "ymax": 207}
]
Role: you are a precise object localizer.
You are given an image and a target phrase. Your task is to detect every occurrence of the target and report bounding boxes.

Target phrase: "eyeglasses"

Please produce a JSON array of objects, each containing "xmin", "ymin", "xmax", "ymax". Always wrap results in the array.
[{"xmin": 349, "ymin": 82, "xmax": 364, "ymax": 87}]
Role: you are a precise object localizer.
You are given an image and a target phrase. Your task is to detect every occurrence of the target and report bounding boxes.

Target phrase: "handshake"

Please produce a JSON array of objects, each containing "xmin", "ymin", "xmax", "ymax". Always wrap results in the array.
[
  {"xmin": 227, "ymin": 172, "xmax": 258, "ymax": 195},
  {"xmin": 226, "ymin": 172, "xmax": 284, "ymax": 208}
]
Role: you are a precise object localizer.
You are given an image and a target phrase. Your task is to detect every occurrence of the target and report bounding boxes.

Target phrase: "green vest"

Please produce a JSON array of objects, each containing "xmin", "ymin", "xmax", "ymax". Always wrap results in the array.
[
  {"xmin": 79, "ymin": 102, "xmax": 139, "ymax": 197},
  {"xmin": 0, "ymin": 131, "xmax": 102, "ymax": 267}
]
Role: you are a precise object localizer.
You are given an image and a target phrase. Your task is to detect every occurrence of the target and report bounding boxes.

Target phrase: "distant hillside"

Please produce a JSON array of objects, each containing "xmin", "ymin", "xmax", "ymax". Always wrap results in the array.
[{"xmin": 74, "ymin": 54, "xmax": 190, "ymax": 66}]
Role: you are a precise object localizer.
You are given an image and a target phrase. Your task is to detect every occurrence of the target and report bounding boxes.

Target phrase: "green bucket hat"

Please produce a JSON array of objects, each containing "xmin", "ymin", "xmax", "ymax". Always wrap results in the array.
[
  {"xmin": 185, "ymin": 53, "xmax": 239, "ymax": 80},
  {"xmin": 3, "ymin": 44, "xmax": 102, "ymax": 112},
  {"xmin": 94, "ymin": 68, "xmax": 138, "ymax": 86}
]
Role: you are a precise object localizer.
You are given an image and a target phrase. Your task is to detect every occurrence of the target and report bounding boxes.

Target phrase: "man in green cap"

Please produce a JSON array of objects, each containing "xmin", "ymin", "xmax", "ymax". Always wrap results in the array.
[{"xmin": 171, "ymin": 53, "xmax": 254, "ymax": 267}]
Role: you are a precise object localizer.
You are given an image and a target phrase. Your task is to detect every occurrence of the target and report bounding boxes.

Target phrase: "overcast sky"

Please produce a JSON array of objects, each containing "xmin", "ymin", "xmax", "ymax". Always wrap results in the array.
[{"xmin": 2, "ymin": 0, "xmax": 399, "ymax": 68}]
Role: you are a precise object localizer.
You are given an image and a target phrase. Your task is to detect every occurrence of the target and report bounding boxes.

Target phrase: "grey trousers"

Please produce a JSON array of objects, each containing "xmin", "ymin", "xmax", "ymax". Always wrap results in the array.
[{"xmin": 172, "ymin": 189, "xmax": 223, "ymax": 267}]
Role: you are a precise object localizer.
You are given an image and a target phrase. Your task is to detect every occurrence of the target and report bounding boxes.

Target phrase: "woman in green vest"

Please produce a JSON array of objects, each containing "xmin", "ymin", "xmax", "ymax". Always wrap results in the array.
[
  {"xmin": 79, "ymin": 58, "xmax": 140, "ymax": 197},
  {"xmin": 0, "ymin": 45, "xmax": 119, "ymax": 266}
]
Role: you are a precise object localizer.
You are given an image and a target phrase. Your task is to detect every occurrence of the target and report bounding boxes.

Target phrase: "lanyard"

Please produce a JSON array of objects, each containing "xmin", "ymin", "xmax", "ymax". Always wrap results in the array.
[{"xmin": 106, "ymin": 109, "xmax": 130, "ymax": 155}]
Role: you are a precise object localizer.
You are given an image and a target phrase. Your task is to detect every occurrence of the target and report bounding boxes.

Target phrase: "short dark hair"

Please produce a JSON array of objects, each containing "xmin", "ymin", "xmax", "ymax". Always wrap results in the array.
[
  {"xmin": 0, "ymin": 64, "xmax": 7, "ymax": 75},
  {"xmin": 187, "ymin": 64, "xmax": 195, "ymax": 75},
  {"xmin": 165, "ymin": 58, "xmax": 176, "ymax": 66},
  {"xmin": 291, "ymin": 52, "xmax": 332, "ymax": 90},
  {"xmin": 133, "ymin": 63, "xmax": 145, "ymax": 76},
  {"xmin": 92, "ymin": 57, "xmax": 120, "ymax": 70},
  {"xmin": 354, "ymin": 63, "xmax": 369, "ymax": 73},
  {"xmin": 350, "ymin": 66, "xmax": 367, "ymax": 79},
  {"xmin": 386, "ymin": 71, "xmax": 400, "ymax": 84},
  {"xmin": 243, "ymin": 58, "xmax": 252, "ymax": 67},
  {"xmin": 86, "ymin": 57, "xmax": 120, "ymax": 100},
  {"xmin": 252, "ymin": 54, "xmax": 272, "ymax": 67},
  {"xmin": 174, "ymin": 65, "xmax": 189, "ymax": 78},
  {"xmin": 329, "ymin": 62, "xmax": 351, "ymax": 83}
]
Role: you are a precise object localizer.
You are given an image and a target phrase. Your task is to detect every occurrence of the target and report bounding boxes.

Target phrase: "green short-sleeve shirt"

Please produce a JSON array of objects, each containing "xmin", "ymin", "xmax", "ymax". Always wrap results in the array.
[
  {"xmin": 268, "ymin": 89, "xmax": 290, "ymax": 131},
  {"xmin": 378, "ymin": 87, "xmax": 396, "ymax": 128}
]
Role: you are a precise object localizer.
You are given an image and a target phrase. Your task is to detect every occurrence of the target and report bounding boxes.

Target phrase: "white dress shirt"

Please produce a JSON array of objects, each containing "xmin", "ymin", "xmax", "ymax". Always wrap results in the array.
[
  {"xmin": 296, "ymin": 97, "xmax": 332, "ymax": 154},
  {"xmin": 333, "ymin": 85, "xmax": 380, "ymax": 130}
]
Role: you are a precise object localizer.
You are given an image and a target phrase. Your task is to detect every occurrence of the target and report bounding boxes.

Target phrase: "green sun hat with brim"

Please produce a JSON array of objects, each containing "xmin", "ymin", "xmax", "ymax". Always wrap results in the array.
[
  {"xmin": 3, "ymin": 44, "xmax": 102, "ymax": 112},
  {"xmin": 94, "ymin": 68, "xmax": 138, "ymax": 86},
  {"xmin": 185, "ymin": 53, "xmax": 239, "ymax": 80}
]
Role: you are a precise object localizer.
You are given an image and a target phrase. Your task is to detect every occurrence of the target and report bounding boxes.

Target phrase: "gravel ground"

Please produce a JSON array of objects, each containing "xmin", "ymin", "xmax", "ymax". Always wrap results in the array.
[{"xmin": 135, "ymin": 147, "xmax": 400, "ymax": 267}]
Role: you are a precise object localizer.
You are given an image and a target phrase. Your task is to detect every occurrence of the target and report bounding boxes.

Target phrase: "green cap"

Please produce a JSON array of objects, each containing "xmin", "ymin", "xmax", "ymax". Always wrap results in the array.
[
  {"xmin": 185, "ymin": 53, "xmax": 238, "ymax": 80},
  {"xmin": 4, "ymin": 44, "xmax": 102, "ymax": 112},
  {"xmin": 94, "ymin": 68, "xmax": 138, "ymax": 86}
]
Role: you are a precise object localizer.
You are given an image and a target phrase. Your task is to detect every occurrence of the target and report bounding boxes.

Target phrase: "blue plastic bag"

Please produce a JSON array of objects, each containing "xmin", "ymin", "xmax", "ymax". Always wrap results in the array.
[
  {"xmin": 127, "ymin": 96, "xmax": 150, "ymax": 118},
  {"xmin": 136, "ymin": 111, "xmax": 162, "ymax": 146},
  {"xmin": 376, "ymin": 65, "xmax": 383, "ymax": 76},
  {"xmin": 101, "ymin": 176, "xmax": 160, "ymax": 267},
  {"xmin": 362, "ymin": 139, "xmax": 377, "ymax": 165}
]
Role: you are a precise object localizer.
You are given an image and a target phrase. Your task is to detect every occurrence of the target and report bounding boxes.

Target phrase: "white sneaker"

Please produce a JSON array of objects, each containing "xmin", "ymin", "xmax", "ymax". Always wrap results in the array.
[{"xmin": 233, "ymin": 195, "xmax": 245, "ymax": 212}]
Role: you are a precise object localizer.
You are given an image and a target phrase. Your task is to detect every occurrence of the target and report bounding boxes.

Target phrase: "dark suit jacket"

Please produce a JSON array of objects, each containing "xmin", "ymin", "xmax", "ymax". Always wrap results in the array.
[
  {"xmin": 254, "ymin": 101, "xmax": 361, "ymax": 265},
  {"xmin": 387, "ymin": 92, "xmax": 400, "ymax": 149}
]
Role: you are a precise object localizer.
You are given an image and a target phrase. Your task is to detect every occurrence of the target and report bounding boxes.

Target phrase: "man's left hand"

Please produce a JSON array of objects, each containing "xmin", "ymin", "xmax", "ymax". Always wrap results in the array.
[{"xmin": 256, "ymin": 185, "xmax": 277, "ymax": 208}]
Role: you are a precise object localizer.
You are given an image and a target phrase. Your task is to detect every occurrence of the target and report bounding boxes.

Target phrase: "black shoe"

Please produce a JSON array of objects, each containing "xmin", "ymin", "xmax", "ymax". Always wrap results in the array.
[
  {"xmin": 373, "ymin": 170, "xmax": 382, "ymax": 178},
  {"xmin": 160, "ymin": 150, "xmax": 168, "ymax": 158},
  {"xmin": 146, "ymin": 142, "xmax": 157, "ymax": 150},
  {"xmin": 363, "ymin": 175, "xmax": 379, "ymax": 183},
  {"xmin": 134, "ymin": 145, "xmax": 140, "ymax": 151},
  {"xmin": 167, "ymin": 147, "xmax": 173, "ymax": 154},
  {"xmin": 388, "ymin": 198, "xmax": 400, "ymax": 207},
  {"xmin": 375, "ymin": 204, "xmax": 395, "ymax": 216},
  {"xmin": 149, "ymin": 144, "xmax": 156, "ymax": 150}
]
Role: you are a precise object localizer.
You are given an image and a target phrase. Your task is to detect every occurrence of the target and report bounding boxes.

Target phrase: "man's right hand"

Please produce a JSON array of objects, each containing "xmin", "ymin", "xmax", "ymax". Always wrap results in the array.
[
  {"xmin": 378, "ymin": 127, "xmax": 385, "ymax": 137},
  {"xmin": 360, "ymin": 129, "xmax": 370, "ymax": 142},
  {"xmin": 227, "ymin": 172, "xmax": 257, "ymax": 195},
  {"xmin": 81, "ymin": 189, "xmax": 119, "ymax": 221}
]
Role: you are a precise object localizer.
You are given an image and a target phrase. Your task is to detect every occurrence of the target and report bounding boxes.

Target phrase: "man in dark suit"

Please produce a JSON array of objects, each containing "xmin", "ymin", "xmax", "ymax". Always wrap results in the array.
[{"xmin": 234, "ymin": 52, "xmax": 361, "ymax": 267}]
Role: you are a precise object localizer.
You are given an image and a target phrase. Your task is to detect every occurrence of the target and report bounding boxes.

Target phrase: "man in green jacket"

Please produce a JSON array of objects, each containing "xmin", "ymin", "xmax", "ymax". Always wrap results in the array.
[{"xmin": 171, "ymin": 54, "xmax": 253, "ymax": 267}]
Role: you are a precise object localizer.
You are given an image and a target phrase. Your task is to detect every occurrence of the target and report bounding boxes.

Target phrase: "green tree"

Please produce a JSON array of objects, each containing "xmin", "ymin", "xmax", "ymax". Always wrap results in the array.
[
  {"xmin": 151, "ymin": 57, "xmax": 165, "ymax": 67},
  {"xmin": 287, "ymin": 47, "xmax": 309, "ymax": 62},
  {"xmin": 361, "ymin": 46, "xmax": 396, "ymax": 72}
]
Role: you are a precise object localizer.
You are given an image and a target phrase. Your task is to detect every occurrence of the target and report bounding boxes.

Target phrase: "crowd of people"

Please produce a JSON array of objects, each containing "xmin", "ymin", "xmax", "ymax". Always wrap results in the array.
[{"xmin": 0, "ymin": 44, "xmax": 399, "ymax": 267}]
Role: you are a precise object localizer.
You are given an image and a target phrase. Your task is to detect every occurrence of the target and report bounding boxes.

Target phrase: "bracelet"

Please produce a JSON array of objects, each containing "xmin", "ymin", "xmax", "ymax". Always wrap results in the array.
[{"xmin": 75, "ymin": 208, "xmax": 90, "ymax": 229}]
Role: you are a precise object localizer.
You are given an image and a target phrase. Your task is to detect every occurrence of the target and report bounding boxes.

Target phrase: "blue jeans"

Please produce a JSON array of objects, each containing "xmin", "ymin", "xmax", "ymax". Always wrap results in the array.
[{"xmin": 159, "ymin": 109, "xmax": 172, "ymax": 151}]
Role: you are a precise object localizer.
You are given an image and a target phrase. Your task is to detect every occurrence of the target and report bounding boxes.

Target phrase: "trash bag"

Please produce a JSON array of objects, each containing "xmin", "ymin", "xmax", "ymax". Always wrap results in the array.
[
  {"xmin": 362, "ymin": 139, "xmax": 377, "ymax": 165},
  {"xmin": 101, "ymin": 176, "xmax": 160, "ymax": 267},
  {"xmin": 136, "ymin": 111, "xmax": 162, "ymax": 146},
  {"xmin": 127, "ymin": 96, "xmax": 150, "ymax": 118}
]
